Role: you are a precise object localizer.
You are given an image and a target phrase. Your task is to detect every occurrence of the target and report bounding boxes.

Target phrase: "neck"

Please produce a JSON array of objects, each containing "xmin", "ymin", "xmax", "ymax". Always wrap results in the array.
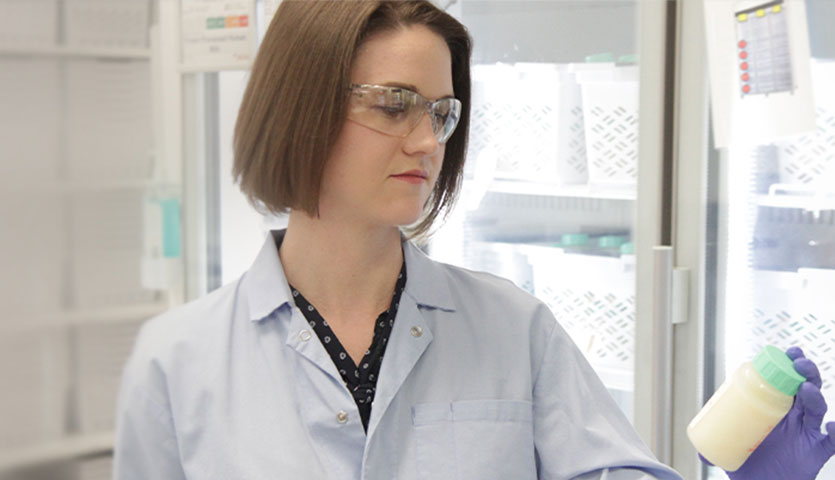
[{"xmin": 279, "ymin": 211, "xmax": 404, "ymax": 320}]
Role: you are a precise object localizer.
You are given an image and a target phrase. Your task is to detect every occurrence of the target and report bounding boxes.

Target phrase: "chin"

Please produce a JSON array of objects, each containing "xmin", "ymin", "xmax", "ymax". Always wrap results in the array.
[{"xmin": 384, "ymin": 208, "xmax": 426, "ymax": 229}]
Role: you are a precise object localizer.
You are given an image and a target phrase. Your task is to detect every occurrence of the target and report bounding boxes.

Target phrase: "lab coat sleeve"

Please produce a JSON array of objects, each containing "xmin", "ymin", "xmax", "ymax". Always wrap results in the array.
[
  {"xmin": 531, "ymin": 304, "xmax": 683, "ymax": 480},
  {"xmin": 112, "ymin": 324, "xmax": 187, "ymax": 480}
]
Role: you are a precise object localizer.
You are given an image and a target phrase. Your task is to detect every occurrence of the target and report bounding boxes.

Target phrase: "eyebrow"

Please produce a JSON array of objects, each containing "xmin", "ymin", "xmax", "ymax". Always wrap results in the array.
[{"xmin": 380, "ymin": 81, "xmax": 455, "ymax": 100}]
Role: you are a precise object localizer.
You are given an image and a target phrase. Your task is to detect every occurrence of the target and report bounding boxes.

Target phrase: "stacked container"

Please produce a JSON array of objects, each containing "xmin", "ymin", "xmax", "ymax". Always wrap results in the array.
[
  {"xmin": 467, "ymin": 62, "xmax": 587, "ymax": 185},
  {"xmin": 574, "ymin": 60, "xmax": 640, "ymax": 188}
]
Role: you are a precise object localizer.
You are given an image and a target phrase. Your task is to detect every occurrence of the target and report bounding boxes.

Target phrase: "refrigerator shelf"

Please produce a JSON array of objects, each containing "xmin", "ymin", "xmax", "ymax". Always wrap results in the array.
[
  {"xmin": 0, "ymin": 431, "xmax": 113, "ymax": 474},
  {"xmin": 0, "ymin": 45, "xmax": 151, "ymax": 59},
  {"xmin": 478, "ymin": 178, "xmax": 636, "ymax": 201},
  {"xmin": 755, "ymin": 186, "xmax": 835, "ymax": 212}
]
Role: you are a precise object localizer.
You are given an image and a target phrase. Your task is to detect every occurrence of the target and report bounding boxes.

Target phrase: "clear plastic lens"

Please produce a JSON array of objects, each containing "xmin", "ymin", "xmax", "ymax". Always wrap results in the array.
[{"xmin": 348, "ymin": 84, "xmax": 461, "ymax": 143}]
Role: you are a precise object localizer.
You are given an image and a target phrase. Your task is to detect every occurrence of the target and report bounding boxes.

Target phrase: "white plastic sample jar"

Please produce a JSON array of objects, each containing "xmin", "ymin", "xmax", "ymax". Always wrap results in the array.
[{"xmin": 687, "ymin": 345, "xmax": 806, "ymax": 472}]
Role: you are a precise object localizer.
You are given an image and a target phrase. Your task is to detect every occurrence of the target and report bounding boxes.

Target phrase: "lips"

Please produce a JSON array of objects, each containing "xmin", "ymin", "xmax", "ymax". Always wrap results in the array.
[
  {"xmin": 392, "ymin": 169, "xmax": 428, "ymax": 179},
  {"xmin": 391, "ymin": 169, "xmax": 428, "ymax": 185}
]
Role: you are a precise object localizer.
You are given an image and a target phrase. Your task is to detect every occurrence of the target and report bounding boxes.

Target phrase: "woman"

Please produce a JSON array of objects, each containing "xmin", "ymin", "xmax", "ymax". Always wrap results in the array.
[{"xmin": 114, "ymin": 1, "xmax": 833, "ymax": 479}]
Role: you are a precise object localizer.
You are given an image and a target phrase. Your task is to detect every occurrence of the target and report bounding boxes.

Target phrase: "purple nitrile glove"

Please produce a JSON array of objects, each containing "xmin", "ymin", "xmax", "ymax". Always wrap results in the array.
[{"xmin": 699, "ymin": 347, "xmax": 835, "ymax": 480}]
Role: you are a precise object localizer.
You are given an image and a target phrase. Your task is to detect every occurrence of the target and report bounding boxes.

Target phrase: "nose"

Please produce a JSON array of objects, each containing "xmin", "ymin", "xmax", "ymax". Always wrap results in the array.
[{"xmin": 403, "ymin": 110, "xmax": 441, "ymax": 156}]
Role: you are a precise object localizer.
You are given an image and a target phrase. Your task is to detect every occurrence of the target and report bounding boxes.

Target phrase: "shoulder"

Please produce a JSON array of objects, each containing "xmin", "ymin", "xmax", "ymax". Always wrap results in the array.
[
  {"xmin": 125, "ymin": 279, "xmax": 242, "ymax": 380},
  {"xmin": 430, "ymin": 257, "xmax": 557, "ymax": 333}
]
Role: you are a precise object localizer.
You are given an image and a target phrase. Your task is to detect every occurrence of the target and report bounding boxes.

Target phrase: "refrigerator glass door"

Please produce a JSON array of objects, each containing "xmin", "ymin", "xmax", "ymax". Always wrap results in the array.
[
  {"xmin": 705, "ymin": 1, "xmax": 835, "ymax": 478},
  {"xmin": 431, "ymin": 0, "xmax": 645, "ymax": 422}
]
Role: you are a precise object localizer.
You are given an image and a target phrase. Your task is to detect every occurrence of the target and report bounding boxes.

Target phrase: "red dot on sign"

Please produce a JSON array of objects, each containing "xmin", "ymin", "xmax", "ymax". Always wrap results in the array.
[
  {"xmin": 741, "ymin": 62, "xmax": 749, "ymax": 70},
  {"xmin": 743, "ymin": 85, "xmax": 751, "ymax": 94},
  {"xmin": 739, "ymin": 40, "xmax": 747, "ymax": 49},
  {"xmin": 740, "ymin": 51, "xmax": 748, "ymax": 59},
  {"xmin": 742, "ymin": 73, "xmax": 750, "ymax": 81}
]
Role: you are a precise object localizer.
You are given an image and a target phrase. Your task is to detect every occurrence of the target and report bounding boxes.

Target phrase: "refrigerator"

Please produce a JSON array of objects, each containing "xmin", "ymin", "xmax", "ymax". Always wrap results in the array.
[{"xmin": 683, "ymin": 0, "xmax": 835, "ymax": 478}]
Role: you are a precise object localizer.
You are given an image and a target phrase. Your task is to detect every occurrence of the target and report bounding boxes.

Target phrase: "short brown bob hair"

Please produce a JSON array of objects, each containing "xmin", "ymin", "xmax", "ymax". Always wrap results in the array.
[{"xmin": 233, "ymin": 0, "xmax": 472, "ymax": 238}]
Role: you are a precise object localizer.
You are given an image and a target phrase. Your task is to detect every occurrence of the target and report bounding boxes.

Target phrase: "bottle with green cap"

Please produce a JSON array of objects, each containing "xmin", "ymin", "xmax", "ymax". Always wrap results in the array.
[
  {"xmin": 686, "ymin": 345, "xmax": 807, "ymax": 472},
  {"xmin": 555, "ymin": 233, "xmax": 594, "ymax": 255}
]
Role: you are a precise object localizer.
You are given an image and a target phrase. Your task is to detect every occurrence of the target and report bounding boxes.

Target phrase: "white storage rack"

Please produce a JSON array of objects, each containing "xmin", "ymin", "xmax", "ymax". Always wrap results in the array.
[
  {"xmin": 0, "ymin": 0, "xmax": 179, "ymax": 477},
  {"xmin": 444, "ymin": 59, "xmax": 640, "ymax": 410}
]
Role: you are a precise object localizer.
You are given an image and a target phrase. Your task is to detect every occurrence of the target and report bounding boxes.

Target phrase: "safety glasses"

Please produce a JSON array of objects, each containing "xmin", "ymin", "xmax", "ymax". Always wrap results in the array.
[{"xmin": 347, "ymin": 84, "xmax": 462, "ymax": 144}]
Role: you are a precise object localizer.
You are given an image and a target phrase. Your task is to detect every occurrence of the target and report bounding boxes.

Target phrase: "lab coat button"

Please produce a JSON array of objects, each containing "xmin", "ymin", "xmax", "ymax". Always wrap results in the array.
[
  {"xmin": 410, "ymin": 326, "xmax": 423, "ymax": 337},
  {"xmin": 299, "ymin": 330, "xmax": 312, "ymax": 342},
  {"xmin": 336, "ymin": 410, "xmax": 348, "ymax": 424}
]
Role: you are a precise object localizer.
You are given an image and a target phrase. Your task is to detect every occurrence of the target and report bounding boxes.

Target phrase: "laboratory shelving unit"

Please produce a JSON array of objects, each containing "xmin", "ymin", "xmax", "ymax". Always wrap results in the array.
[{"xmin": 0, "ymin": 1, "xmax": 182, "ymax": 478}]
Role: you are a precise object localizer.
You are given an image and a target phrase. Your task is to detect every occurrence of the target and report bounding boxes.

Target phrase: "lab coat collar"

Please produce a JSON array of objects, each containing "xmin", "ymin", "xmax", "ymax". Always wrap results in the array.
[
  {"xmin": 245, "ymin": 229, "xmax": 456, "ymax": 323},
  {"xmin": 401, "ymin": 236, "xmax": 456, "ymax": 312},
  {"xmin": 245, "ymin": 230, "xmax": 295, "ymax": 322}
]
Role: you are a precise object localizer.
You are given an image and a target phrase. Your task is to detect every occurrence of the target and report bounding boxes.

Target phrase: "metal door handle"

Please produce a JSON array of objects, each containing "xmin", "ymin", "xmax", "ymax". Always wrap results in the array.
[{"xmin": 652, "ymin": 245, "xmax": 673, "ymax": 464}]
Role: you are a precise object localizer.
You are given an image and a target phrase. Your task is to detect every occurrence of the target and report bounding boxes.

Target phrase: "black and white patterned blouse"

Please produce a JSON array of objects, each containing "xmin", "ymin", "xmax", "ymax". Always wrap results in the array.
[{"xmin": 285, "ymin": 251, "xmax": 407, "ymax": 432}]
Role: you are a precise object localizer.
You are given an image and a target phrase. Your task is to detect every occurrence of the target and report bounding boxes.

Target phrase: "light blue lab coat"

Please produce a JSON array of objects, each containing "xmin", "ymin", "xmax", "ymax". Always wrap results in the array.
[{"xmin": 114, "ymin": 230, "xmax": 683, "ymax": 480}]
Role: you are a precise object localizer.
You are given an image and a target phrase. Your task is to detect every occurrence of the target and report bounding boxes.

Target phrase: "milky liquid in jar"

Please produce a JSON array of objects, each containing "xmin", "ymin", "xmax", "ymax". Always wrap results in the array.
[{"xmin": 686, "ymin": 346, "xmax": 806, "ymax": 472}]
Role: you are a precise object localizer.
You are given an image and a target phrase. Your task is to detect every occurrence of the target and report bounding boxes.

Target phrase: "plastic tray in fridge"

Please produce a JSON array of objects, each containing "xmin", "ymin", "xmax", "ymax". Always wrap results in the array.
[
  {"xmin": 467, "ymin": 63, "xmax": 587, "ymax": 185},
  {"xmin": 776, "ymin": 61, "xmax": 835, "ymax": 192},
  {"xmin": 574, "ymin": 64, "xmax": 639, "ymax": 188},
  {"xmin": 522, "ymin": 244, "xmax": 635, "ymax": 374},
  {"xmin": 748, "ymin": 269, "xmax": 835, "ymax": 396}
]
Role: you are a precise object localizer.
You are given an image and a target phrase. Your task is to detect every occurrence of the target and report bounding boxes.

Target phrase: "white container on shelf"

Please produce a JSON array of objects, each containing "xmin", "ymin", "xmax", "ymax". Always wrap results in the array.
[
  {"xmin": 746, "ymin": 269, "xmax": 835, "ymax": 427},
  {"xmin": 64, "ymin": 0, "xmax": 151, "ymax": 49},
  {"xmin": 775, "ymin": 61, "xmax": 835, "ymax": 192},
  {"xmin": 467, "ymin": 62, "xmax": 587, "ymax": 185},
  {"xmin": 574, "ymin": 63, "xmax": 640, "ymax": 188},
  {"xmin": 522, "ymin": 244, "xmax": 635, "ymax": 380},
  {"xmin": 0, "ymin": 0, "xmax": 58, "ymax": 48}
]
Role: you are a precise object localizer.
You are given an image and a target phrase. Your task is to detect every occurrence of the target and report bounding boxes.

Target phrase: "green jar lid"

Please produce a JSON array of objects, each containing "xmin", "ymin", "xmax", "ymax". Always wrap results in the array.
[
  {"xmin": 585, "ymin": 52, "xmax": 615, "ymax": 63},
  {"xmin": 617, "ymin": 54, "xmax": 639, "ymax": 64},
  {"xmin": 598, "ymin": 235, "xmax": 627, "ymax": 248},
  {"xmin": 753, "ymin": 345, "xmax": 806, "ymax": 396},
  {"xmin": 561, "ymin": 233, "xmax": 589, "ymax": 247},
  {"xmin": 620, "ymin": 242, "xmax": 635, "ymax": 255}
]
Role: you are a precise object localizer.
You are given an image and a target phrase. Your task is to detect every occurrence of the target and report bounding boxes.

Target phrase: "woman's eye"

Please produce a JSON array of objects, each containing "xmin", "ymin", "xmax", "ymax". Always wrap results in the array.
[{"xmin": 375, "ymin": 104, "xmax": 407, "ymax": 119}]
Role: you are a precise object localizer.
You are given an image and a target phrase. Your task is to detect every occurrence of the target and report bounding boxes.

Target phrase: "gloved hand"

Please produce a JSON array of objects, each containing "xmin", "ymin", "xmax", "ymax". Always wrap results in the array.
[{"xmin": 702, "ymin": 347, "xmax": 835, "ymax": 480}]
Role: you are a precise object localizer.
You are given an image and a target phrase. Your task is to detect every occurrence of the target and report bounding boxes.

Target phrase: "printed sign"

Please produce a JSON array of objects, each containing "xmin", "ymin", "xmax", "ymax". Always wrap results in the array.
[
  {"xmin": 704, "ymin": 0, "xmax": 814, "ymax": 148},
  {"xmin": 181, "ymin": 0, "xmax": 256, "ymax": 71}
]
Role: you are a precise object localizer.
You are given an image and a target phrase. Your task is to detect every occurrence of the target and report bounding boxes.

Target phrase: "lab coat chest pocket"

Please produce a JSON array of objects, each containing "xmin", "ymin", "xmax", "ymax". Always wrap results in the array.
[{"xmin": 412, "ymin": 400, "xmax": 536, "ymax": 480}]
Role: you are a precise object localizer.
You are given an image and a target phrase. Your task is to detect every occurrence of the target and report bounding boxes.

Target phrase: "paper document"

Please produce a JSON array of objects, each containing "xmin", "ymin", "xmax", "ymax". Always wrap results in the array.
[
  {"xmin": 704, "ymin": 0, "xmax": 815, "ymax": 148},
  {"xmin": 181, "ymin": 0, "xmax": 256, "ymax": 71}
]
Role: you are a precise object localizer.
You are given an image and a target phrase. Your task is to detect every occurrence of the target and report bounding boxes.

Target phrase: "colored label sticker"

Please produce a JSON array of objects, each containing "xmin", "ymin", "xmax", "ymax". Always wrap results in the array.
[
  {"xmin": 773, "ymin": 5, "xmax": 782, "ymax": 13},
  {"xmin": 741, "ymin": 62, "xmax": 749, "ymax": 70},
  {"xmin": 240, "ymin": 15, "xmax": 249, "ymax": 27},
  {"xmin": 207, "ymin": 17, "xmax": 225, "ymax": 29},
  {"xmin": 740, "ymin": 51, "xmax": 748, "ymax": 59},
  {"xmin": 756, "ymin": 9, "xmax": 765, "ymax": 17},
  {"xmin": 739, "ymin": 40, "xmax": 747, "ymax": 49},
  {"xmin": 738, "ymin": 13, "xmax": 748, "ymax": 22},
  {"xmin": 742, "ymin": 73, "xmax": 750, "ymax": 81}
]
